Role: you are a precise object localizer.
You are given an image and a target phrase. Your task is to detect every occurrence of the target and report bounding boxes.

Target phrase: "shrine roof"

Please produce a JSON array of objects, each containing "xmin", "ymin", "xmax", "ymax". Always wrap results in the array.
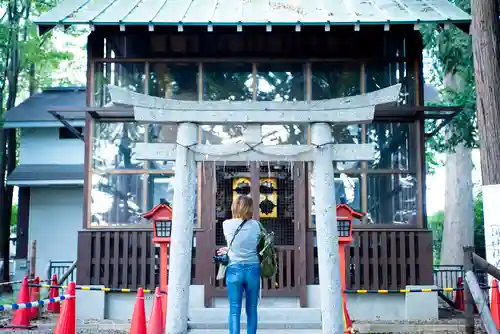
[{"xmin": 35, "ymin": 0, "xmax": 470, "ymax": 34}]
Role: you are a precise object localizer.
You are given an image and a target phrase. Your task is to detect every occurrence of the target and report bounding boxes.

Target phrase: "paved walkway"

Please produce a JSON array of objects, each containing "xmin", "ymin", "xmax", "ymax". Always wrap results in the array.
[{"xmin": 20, "ymin": 323, "xmax": 481, "ymax": 333}]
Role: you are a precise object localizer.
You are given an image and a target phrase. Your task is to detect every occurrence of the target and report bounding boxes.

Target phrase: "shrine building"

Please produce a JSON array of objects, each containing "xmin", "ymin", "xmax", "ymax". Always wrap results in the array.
[{"xmin": 31, "ymin": 0, "xmax": 471, "ymax": 326}]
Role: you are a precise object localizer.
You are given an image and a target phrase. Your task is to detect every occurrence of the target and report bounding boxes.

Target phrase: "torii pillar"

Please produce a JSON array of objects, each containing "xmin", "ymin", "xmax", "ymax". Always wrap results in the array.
[
  {"xmin": 311, "ymin": 123, "xmax": 344, "ymax": 333},
  {"xmin": 165, "ymin": 122, "xmax": 198, "ymax": 334}
]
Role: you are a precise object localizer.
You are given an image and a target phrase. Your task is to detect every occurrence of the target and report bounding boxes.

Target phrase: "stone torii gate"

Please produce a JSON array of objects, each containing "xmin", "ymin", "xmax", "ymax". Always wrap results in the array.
[{"xmin": 107, "ymin": 83, "xmax": 401, "ymax": 334}]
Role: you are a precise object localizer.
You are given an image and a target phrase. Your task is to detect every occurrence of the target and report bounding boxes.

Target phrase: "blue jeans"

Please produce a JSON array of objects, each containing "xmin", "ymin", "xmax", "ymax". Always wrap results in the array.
[{"xmin": 226, "ymin": 263, "xmax": 260, "ymax": 334}]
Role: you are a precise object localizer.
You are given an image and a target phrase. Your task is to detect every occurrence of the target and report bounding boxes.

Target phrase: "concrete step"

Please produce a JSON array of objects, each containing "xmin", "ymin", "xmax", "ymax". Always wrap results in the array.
[
  {"xmin": 188, "ymin": 307, "xmax": 322, "ymax": 330},
  {"xmin": 188, "ymin": 307, "xmax": 322, "ymax": 323},
  {"xmin": 188, "ymin": 330, "xmax": 323, "ymax": 334},
  {"xmin": 188, "ymin": 321, "xmax": 322, "ymax": 330}
]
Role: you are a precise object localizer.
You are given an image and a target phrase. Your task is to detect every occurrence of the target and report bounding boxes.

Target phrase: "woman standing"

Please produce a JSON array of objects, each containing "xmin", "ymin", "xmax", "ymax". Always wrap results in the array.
[{"xmin": 217, "ymin": 195, "xmax": 261, "ymax": 334}]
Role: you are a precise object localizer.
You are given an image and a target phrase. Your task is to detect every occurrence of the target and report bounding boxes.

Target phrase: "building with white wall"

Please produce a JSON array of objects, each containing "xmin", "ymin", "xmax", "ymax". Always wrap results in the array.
[{"xmin": 3, "ymin": 86, "xmax": 85, "ymax": 278}]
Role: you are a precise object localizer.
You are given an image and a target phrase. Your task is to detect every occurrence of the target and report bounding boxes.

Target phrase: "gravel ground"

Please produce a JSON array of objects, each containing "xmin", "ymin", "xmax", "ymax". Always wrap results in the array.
[{"xmin": 0, "ymin": 307, "xmax": 489, "ymax": 333}]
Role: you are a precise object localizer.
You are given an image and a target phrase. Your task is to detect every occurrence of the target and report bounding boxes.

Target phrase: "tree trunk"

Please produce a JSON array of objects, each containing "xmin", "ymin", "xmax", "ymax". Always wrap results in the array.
[
  {"xmin": 440, "ymin": 72, "xmax": 475, "ymax": 266},
  {"xmin": 0, "ymin": 128, "xmax": 9, "ymax": 285},
  {"xmin": 471, "ymin": 0, "xmax": 500, "ymax": 283},
  {"xmin": 0, "ymin": 0, "xmax": 17, "ymax": 284},
  {"xmin": 471, "ymin": 0, "xmax": 500, "ymax": 185},
  {"xmin": 440, "ymin": 142, "xmax": 474, "ymax": 266},
  {"xmin": 0, "ymin": 0, "xmax": 31, "ymax": 283}
]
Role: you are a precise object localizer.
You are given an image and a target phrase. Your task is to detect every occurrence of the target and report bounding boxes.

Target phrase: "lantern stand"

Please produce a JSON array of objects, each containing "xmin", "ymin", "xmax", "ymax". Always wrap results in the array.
[
  {"xmin": 144, "ymin": 200, "xmax": 173, "ymax": 324},
  {"xmin": 336, "ymin": 202, "xmax": 364, "ymax": 333}
]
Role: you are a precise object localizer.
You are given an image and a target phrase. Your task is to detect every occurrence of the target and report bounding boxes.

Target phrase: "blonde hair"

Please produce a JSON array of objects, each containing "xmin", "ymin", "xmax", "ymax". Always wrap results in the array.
[{"xmin": 231, "ymin": 195, "xmax": 253, "ymax": 220}]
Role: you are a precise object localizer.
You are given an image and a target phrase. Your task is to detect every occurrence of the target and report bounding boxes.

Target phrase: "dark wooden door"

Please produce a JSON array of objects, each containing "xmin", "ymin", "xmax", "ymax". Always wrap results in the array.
[{"xmin": 201, "ymin": 162, "xmax": 307, "ymax": 307}]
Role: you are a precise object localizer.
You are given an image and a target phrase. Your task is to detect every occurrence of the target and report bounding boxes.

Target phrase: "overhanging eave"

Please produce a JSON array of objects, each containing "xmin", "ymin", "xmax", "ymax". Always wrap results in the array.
[{"xmin": 35, "ymin": 0, "xmax": 471, "ymax": 34}]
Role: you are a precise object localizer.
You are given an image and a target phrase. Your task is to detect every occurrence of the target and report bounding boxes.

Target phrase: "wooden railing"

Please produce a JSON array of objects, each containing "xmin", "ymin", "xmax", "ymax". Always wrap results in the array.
[
  {"xmin": 78, "ymin": 227, "xmax": 433, "ymax": 291},
  {"xmin": 212, "ymin": 246, "xmax": 297, "ymax": 297},
  {"xmin": 266, "ymin": 247, "xmax": 296, "ymax": 295},
  {"xmin": 77, "ymin": 230, "xmax": 197, "ymax": 289},
  {"xmin": 307, "ymin": 227, "xmax": 434, "ymax": 290}
]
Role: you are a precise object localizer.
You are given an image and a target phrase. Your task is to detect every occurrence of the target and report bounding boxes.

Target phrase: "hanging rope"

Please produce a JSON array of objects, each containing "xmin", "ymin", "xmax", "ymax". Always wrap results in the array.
[{"xmin": 175, "ymin": 140, "xmax": 338, "ymax": 159}]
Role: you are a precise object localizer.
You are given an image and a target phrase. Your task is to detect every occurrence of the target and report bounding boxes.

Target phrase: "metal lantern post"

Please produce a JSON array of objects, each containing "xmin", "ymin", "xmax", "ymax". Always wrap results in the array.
[
  {"xmin": 336, "ymin": 203, "xmax": 363, "ymax": 333},
  {"xmin": 144, "ymin": 202, "xmax": 173, "ymax": 323},
  {"xmin": 336, "ymin": 203, "xmax": 363, "ymax": 293}
]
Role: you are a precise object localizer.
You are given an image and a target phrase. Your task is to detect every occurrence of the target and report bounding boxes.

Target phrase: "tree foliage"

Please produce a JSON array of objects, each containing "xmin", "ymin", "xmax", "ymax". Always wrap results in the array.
[
  {"xmin": 421, "ymin": 0, "xmax": 478, "ymax": 153},
  {"xmin": 428, "ymin": 193, "xmax": 485, "ymax": 264},
  {"xmin": 10, "ymin": 204, "xmax": 16, "ymax": 230},
  {"xmin": 0, "ymin": 0, "xmax": 81, "ymax": 284}
]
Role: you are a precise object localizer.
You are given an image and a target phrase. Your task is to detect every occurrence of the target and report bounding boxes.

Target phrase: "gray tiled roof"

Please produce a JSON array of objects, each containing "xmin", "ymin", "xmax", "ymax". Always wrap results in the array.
[
  {"xmin": 7, "ymin": 164, "xmax": 84, "ymax": 185},
  {"xmin": 3, "ymin": 86, "xmax": 86, "ymax": 125}
]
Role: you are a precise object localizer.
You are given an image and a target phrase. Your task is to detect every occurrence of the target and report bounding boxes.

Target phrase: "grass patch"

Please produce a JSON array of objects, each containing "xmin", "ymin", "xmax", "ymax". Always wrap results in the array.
[{"xmin": 0, "ymin": 294, "xmax": 16, "ymax": 305}]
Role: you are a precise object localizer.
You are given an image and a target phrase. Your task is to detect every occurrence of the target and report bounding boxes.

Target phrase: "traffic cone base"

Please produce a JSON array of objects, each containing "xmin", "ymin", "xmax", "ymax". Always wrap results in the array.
[
  {"xmin": 30, "ymin": 277, "xmax": 41, "ymax": 320},
  {"xmin": 147, "ymin": 288, "xmax": 164, "ymax": 334},
  {"xmin": 454, "ymin": 276, "xmax": 479, "ymax": 314},
  {"xmin": 47, "ymin": 274, "xmax": 60, "ymax": 314},
  {"xmin": 454, "ymin": 277, "xmax": 464, "ymax": 311},
  {"xmin": 7, "ymin": 276, "xmax": 36, "ymax": 330},
  {"xmin": 343, "ymin": 296, "xmax": 354, "ymax": 334},
  {"xmin": 130, "ymin": 288, "xmax": 147, "ymax": 334},
  {"xmin": 491, "ymin": 279, "xmax": 500, "ymax": 329},
  {"xmin": 54, "ymin": 282, "xmax": 76, "ymax": 334}
]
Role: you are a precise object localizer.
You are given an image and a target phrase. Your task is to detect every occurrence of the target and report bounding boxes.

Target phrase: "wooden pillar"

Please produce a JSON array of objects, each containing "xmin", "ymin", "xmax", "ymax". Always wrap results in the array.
[
  {"xmin": 310, "ymin": 122, "xmax": 343, "ymax": 334},
  {"xmin": 15, "ymin": 187, "xmax": 30, "ymax": 260},
  {"xmin": 165, "ymin": 122, "xmax": 198, "ymax": 334}
]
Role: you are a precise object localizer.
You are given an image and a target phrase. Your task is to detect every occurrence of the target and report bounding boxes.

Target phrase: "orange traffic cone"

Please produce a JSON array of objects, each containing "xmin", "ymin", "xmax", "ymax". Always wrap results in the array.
[
  {"xmin": 454, "ymin": 276, "xmax": 479, "ymax": 314},
  {"xmin": 8, "ymin": 276, "xmax": 35, "ymax": 329},
  {"xmin": 29, "ymin": 277, "xmax": 40, "ymax": 320},
  {"xmin": 130, "ymin": 288, "xmax": 147, "ymax": 334},
  {"xmin": 161, "ymin": 291, "xmax": 167, "ymax": 331},
  {"xmin": 47, "ymin": 274, "xmax": 60, "ymax": 314},
  {"xmin": 453, "ymin": 277, "xmax": 479, "ymax": 314},
  {"xmin": 343, "ymin": 296, "xmax": 354, "ymax": 333},
  {"xmin": 454, "ymin": 276, "xmax": 464, "ymax": 311},
  {"xmin": 54, "ymin": 282, "xmax": 76, "ymax": 334},
  {"xmin": 147, "ymin": 288, "xmax": 164, "ymax": 334},
  {"xmin": 491, "ymin": 279, "xmax": 500, "ymax": 329}
]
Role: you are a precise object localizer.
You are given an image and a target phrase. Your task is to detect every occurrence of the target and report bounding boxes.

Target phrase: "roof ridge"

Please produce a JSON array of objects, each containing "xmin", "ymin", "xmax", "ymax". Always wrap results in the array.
[{"xmin": 43, "ymin": 85, "xmax": 86, "ymax": 93}]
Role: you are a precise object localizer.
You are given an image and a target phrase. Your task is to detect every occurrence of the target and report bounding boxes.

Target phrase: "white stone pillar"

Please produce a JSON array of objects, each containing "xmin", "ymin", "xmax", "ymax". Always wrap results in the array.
[
  {"xmin": 165, "ymin": 122, "xmax": 198, "ymax": 334},
  {"xmin": 311, "ymin": 122, "xmax": 344, "ymax": 334}
]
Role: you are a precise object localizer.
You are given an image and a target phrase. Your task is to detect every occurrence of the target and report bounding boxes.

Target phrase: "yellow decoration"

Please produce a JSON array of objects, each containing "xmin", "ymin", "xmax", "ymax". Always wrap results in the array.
[
  {"xmin": 259, "ymin": 178, "xmax": 277, "ymax": 218},
  {"xmin": 232, "ymin": 177, "xmax": 251, "ymax": 202}
]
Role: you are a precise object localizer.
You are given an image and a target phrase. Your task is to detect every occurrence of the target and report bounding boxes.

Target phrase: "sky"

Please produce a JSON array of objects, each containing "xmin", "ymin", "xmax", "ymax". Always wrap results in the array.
[
  {"xmin": 426, "ymin": 150, "xmax": 482, "ymax": 214},
  {"xmin": 46, "ymin": 29, "xmax": 483, "ymax": 216}
]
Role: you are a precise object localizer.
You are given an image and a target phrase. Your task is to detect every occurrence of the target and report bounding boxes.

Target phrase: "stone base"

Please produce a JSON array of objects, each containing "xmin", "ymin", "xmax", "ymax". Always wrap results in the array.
[{"xmin": 79, "ymin": 284, "xmax": 438, "ymax": 323}]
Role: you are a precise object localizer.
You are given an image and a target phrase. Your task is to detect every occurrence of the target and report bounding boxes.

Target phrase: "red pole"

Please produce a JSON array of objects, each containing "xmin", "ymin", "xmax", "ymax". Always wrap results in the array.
[
  {"xmin": 160, "ymin": 243, "xmax": 169, "ymax": 329},
  {"xmin": 339, "ymin": 242, "xmax": 347, "ymax": 293}
]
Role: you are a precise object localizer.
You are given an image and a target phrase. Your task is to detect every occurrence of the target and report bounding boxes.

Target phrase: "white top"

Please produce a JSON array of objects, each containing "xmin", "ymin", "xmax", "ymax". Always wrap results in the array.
[{"xmin": 223, "ymin": 218, "xmax": 261, "ymax": 265}]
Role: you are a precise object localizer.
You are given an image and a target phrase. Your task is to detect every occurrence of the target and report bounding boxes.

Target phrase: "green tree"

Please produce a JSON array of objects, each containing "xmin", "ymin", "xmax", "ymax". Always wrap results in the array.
[
  {"xmin": 0, "ymin": 0, "xmax": 77, "ymax": 284},
  {"xmin": 421, "ymin": 0, "xmax": 479, "ymax": 267},
  {"xmin": 10, "ymin": 204, "xmax": 17, "ymax": 232},
  {"xmin": 429, "ymin": 194, "xmax": 485, "ymax": 264}
]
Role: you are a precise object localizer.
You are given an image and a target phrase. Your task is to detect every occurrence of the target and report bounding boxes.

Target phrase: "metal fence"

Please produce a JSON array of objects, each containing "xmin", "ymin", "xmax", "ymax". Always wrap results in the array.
[
  {"xmin": 434, "ymin": 265, "xmax": 489, "ymax": 302},
  {"xmin": 47, "ymin": 261, "xmax": 76, "ymax": 285}
]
